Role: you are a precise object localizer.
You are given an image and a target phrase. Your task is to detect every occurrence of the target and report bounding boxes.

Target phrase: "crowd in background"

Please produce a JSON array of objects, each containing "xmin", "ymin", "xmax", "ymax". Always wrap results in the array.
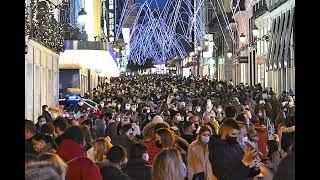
[{"xmin": 25, "ymin": 74, "xmax": 295, "ymax": 180}]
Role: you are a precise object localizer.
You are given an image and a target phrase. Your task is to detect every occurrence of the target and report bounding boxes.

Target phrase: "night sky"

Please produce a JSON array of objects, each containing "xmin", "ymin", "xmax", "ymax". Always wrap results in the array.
[{"xmin": 136, "ymin": 0, "xmax": 168, "ymax": 9}]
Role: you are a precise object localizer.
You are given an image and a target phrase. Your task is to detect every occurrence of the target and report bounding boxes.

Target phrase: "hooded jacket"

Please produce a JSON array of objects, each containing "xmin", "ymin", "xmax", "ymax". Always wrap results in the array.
[{"xmin": 57, "ymin": 139, "xmax": 102, "ymax": 180}]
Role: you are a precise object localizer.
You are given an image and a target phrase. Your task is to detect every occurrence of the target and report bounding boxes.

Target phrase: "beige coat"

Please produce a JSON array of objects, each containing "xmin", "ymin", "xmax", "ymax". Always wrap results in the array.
[{"xmin": 187, "ymin": 140, "xmax": 217, "ymax": 180}]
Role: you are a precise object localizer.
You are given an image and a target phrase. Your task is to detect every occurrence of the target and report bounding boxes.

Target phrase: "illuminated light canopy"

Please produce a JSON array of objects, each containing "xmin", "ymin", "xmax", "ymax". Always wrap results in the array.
[{"xmin": 115, "ymin": 0, "xmax": 214, "ymax": 65}]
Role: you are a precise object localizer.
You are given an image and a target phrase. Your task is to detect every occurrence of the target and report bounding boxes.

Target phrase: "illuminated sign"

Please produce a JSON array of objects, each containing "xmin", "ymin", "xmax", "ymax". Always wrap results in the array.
[{"xmin": 107, "ymin": 0, "xmax": 115, "ymax": 42}]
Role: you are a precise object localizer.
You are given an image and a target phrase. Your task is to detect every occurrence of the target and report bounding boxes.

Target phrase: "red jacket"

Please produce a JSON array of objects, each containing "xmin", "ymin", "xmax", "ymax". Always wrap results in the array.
[
  {"xmin": 143, "ymin": 138, "xmax": 161, "ymax": 165},
  {"xmin": 57, "ymin": 139, "xmax": 102, "ymax": 180}
]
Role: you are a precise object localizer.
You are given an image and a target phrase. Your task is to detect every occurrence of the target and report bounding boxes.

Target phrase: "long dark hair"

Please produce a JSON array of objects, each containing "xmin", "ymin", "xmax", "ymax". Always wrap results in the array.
[{"xmin": 33, "ymin": 133, "xmax": 58, "ymax": 150}]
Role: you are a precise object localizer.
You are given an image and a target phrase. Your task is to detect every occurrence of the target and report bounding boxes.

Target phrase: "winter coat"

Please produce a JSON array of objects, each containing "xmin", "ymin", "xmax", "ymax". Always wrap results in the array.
[
  {"xmin": 187, "ymin": 140, "xmax": 216, "ymax": 180},
  {"xmin": 42, "ymin": 111, "xmax": 53, "ymax": 123},
  {"xmin": 254, "ymin": 124, "xmax": 268, "ymax": 160},
  {"xmin": 143, "ymin": 138, "xmax": 161, "ymax": 165},
  {"xmin": 112, "ymin": 135, "xmax": 135, "ymax": 157},
  {"xmin": 57, "ymin": 139, "xmax": 102, "ymax": 180},
  {"xmin": 208, "ymin": 135, "xmax": 260, "ymax": 180},
  {"xmin": 100, "ymin": 162, "xmax": 130, "ymax": 180},
  {"xmin": 25, "ymin": 136, "xmax": 37, "ymax": 155},
  {"xmin": 122, "ymin": 158, "xmax": 152, "ymax": 180},
  {"xmin": 105, "ymin": 120, "xmax": 119, "ymax": 140}
]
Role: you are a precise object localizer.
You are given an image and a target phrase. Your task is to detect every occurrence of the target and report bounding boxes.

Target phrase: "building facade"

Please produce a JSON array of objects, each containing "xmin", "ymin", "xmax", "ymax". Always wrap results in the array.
[
  {"xmin": 254, "ymin": 0, "xmax": 295, "ymax": 94},
  {"xmin": 25, "ymin": 0, "xmax": 63, "ymax": 122}
]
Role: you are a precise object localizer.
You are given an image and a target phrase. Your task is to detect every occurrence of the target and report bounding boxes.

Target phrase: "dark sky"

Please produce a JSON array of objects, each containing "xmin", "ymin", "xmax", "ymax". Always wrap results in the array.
[{"xmin": 136, "ymin": 0, "xmax": 168, "ymax": 9}]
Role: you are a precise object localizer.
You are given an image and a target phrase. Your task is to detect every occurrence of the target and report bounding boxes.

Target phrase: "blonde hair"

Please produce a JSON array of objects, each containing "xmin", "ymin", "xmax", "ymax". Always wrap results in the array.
[
  {"xmin": 152, "ymin": 148, "xmax": 185, "ymax": 180},
  {"xmin": 94, "ymin": 138, "xmax": 113, "ymax": 161}
]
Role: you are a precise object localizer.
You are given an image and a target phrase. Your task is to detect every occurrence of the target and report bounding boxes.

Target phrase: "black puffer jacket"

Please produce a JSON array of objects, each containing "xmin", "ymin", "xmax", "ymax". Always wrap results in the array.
[
  {"xmin": 208, "ymin": 135, "xmax": 260, "ymax": 180},
  {"xmin": 100, "ymin": 163, "xmax": 130, "ymax": 180},
  {"xmin": 122, "ymin": 159, "xmax": 152, "ymax": 180}
]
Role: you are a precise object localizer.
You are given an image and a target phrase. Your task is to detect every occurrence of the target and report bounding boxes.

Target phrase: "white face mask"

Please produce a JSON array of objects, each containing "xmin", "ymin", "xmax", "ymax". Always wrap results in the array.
[
  {"xmin": 262, "ymin": 93, "xmax": 268, "ymax": 100},
  {"xmin": 39, "ymin": 121, "xmax": 46, "ymax": 127},
  {"xmin": 176, "ymin": 115, "xmax": 182, "ymax": 122},
  {"xmin": 125, "ymin": 104, "xmax": 131, "ymax": 110},
  {"xmin": 131, "ymin": 106, "xmax": 136, "ymax": 112},
  {"xmin": 201, "ymin": 136, "xmax": 210, "ymax": 144},
  {"xmin": 79, "ymin": 102, "xmax": 84, "ymax": 106},
  {"xmin": 288, "ymin": 101, "xmax": 294, "ymax": 107},
  {"xmin": 146, "ymin": 109, "xmax": 150, "ymax": 113},
  {"xmin": 142, "ymin": 153, "xmax": 149, "ymax": 162},
  {"xmin": 117, "ymin": 104, "xmax": 121, "ymax": 108},
  {"xmin": 242, "ymin": 137, "xmax": 248, "ymax": 143},
  {"xmin": 206, "ymin": 108, "xmax": 211, "ymax": 112},
  {"xmin": 44, "ymin": 107, "xmax": 49, "ymax": 112},
  {"xmin": 217, "ymin": 107, "xmax": 222, "ymax": 113},
  {"xmin": 115, "ymin": 117, "xmax": 121, "ymax": 122}
]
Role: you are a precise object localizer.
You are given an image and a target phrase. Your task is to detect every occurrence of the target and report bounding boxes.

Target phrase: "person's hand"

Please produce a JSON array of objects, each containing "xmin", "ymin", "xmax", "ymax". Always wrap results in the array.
[
  {"xmin": 104, "ymin": 136, "xmax": 111, "ymax": 143},
  {"xmin": 241, "ymin": 147, "xmax": 258, "ymax": 166}
]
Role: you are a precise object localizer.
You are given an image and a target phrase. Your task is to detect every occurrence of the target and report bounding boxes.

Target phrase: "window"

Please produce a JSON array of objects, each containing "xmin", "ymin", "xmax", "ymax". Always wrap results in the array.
[{"xmin": 207, "ymin": 8, "xmax": 213, "ymax": 23}]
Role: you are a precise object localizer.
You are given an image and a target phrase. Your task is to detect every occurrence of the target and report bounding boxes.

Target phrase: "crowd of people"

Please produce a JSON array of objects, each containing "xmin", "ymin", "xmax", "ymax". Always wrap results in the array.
[{"xmin": 25, "ymin": 74, "xmax": 295, "ymax": 180}]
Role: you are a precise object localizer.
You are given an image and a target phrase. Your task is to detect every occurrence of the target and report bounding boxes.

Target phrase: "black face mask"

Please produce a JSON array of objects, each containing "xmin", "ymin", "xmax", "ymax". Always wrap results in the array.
[
  {"xmin": 155, "ymin": 140, "xmax": 162, "ymax": 148},
  {"xmin": 225, "ymin": 136, "xmax": 238, "ymax": 145},
  {"xmin": 194, "ymin": 123, "xmax": 199, "ymax": 130}
]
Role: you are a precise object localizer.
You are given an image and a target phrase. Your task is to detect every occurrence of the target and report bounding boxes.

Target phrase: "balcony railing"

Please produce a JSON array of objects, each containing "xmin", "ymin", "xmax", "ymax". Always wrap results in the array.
[{"xmin": 253, "ymin": 0, "xmax": 268, "ymax": 19}]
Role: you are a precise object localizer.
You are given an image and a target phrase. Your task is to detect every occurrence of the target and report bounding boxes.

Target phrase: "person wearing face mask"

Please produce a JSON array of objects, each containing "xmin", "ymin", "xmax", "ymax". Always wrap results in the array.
[
  {"xmin": 100, "ymin": 145, "xmax": 130, "ymax": 180},
  {"xmin": 285, "ymin": 97, "xmax": 295, "ymax": 120},
  {"xmin": 171, "ymin": 112, "xmax": 184, "ymax": 136},
  {"xmin": 36, "ymin": 115, "xmax": 47, "ymax": 133},
  {"xmin": 195, "ymin": 106, "xmax": 203, "ymax": 120},
  {"xmin": 122, "ymin": 143, "xmax": 152, "ymax": 180},
  {"xmin": 124, "ymin": 103, "xmax": 131, "ymax": 113},
  {"xmin": 181, "ymin": 121, "xmax": 196, "ymax": 144},
  {"xmin": 104, "ymin": 112, "xmax": 121, "ymax": 140},
  {"xmin": 74, "ymin": 99, "xmax": 87, "ymax": 114},
  {"xmin": 188, "ymin": 125, "xmax": 216, "ymax": 180},
  {"xmin": 42, "ymin": 105, "xmax": 53, "ymax": 123},
  {"xmin": 208, "ymin": 118, "xmax": 261, "ymax": 180}
]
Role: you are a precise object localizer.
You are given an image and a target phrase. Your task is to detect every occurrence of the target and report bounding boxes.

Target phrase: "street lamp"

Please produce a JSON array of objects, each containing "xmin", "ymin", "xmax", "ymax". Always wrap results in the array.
[
  {"xmin": 227, "ymin": 51, "xmax": 232, "ymax": 59},
  {"xmin": 252, "ymin": 24, "xmax": 259, "ymax": 37},
  {"xmin": 239, "ymin": 33, "xmax": 246, "ymax": 43},
  {"xmin": 78, "ymin": 8, "xmax": 87, "ymax": 25}
]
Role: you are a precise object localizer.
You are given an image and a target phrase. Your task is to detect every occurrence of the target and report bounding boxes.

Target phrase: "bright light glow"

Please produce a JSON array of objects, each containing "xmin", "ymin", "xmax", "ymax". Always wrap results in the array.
[
  {"xmin": 203, "ymin": 51, "xmax": 212, "ymax": 58},
  {"xmin": 59, "ymin": 50, "xmax": 120, "ymax": 77},
  {"xmin": 122, "ymin": 28, "xmax": 130, "ymax": 43},
  {"xmin": 85, "ymin": 0, "xmax": 94, "ymax": 41},
  {"xmin": 78, "ymin": 13, "xmax": 87, "ymax": 25},
  {"xmin": 239, "ymin": 33, "xmax": 246, "ymax": 43}
]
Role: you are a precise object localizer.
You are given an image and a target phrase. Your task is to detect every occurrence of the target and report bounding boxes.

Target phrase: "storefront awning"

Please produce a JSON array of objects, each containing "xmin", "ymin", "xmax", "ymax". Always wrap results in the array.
[{"xmin": 59, "ymin": 50, "xmax": 120, "ymax": 77}]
